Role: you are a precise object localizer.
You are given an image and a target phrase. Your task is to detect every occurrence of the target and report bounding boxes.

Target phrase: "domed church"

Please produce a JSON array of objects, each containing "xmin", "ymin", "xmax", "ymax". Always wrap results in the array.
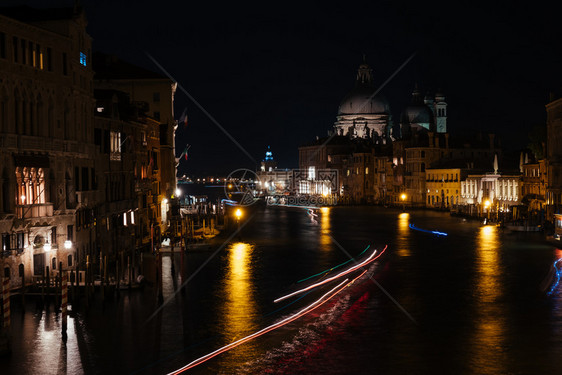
[
  {"xmin": 333, "ymin": 58, "xmax": 392, "ymax": 142},
  {"xmin": 400, "ymin": 84, "xmax": 447, "ymax": 137}
]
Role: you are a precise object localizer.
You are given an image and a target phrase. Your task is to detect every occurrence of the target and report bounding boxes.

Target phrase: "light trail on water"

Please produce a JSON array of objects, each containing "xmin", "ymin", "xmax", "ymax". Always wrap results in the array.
[
  {"xmin": 547, "ymin": 258, "xmax": 562, "ymax": 296},
  {"xmin": 409, "ymin": 223, "xmax": 448, "ymax": 237},
  {"xmin": 167, "ymin": 270, "xmax": 368, "ymax": 374},
  {"xmin": 274, "ymin": 245, "xmax": 387, "ymax": 303}
]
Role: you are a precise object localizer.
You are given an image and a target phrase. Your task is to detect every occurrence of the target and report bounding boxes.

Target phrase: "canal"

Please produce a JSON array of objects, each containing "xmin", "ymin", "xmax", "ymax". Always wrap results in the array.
[{"xmin": 1, "ymin": 206, "xmax": 561, "ymax": 374}]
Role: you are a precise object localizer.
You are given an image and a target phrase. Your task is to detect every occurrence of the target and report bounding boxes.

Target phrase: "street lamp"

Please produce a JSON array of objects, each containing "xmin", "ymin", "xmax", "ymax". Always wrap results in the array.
[
  {"xmin": 484, "ymin": 199, "xmax": 491, "ymax": 221},
  {"xmin": 400, "ymin": 193, "xmax": 407, "ymax": 212}
]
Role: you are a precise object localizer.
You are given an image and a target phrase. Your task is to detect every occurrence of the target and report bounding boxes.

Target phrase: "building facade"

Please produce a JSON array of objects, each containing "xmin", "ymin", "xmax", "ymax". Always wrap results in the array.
[{"xmin": 0, "ymin": 6, "xmax": 94, "ymax": 285}]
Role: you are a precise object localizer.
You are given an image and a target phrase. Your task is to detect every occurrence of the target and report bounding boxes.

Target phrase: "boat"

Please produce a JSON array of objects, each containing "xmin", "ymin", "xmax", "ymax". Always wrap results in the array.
[{"xmin": 504, "ymin": 221, "xmax": 543, "ymax": 232}]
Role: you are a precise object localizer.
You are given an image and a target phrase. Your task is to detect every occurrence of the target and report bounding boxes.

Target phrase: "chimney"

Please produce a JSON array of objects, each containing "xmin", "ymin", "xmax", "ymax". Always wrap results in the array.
[{"xmin": 489, "ymin": 133, "xmax": 495, "ymax": 150}]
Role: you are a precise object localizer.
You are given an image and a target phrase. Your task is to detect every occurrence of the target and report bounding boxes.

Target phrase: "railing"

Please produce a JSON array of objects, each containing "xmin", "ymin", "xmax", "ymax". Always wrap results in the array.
[{"xmin": 16, "ymin": 203, "xmax": 53, "ymax": 219}]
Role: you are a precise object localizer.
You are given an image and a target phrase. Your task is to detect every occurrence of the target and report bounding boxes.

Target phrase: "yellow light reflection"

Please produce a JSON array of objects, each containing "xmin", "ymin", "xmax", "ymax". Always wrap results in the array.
[
  {"xmin": 222, "ymin": 242, "xmax": 257, "ymax": 346},
  {"xmin": 396, "ymin": 212, "xmax": 411, "ymax": 257},
  {"xmin": 471, "ymin": 224, "xmax": 506, "ymax": 372},
  {"xmin": 320, "ymin": 207, "xmax": 331, "ymax": 249}
]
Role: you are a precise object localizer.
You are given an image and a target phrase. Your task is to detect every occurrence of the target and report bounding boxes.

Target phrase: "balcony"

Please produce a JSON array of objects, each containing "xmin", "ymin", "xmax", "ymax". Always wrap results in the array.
[{"xmin": 16, "ymin": 203, "xmax": 53, "ymax": 219}]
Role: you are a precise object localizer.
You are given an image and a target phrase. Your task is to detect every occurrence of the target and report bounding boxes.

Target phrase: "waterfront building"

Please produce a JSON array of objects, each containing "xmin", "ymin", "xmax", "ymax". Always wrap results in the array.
[
  {"xmin": 426, "ymin": 166, "xmax": 468, "ymax": 210},
  {"xmin": 0, "ymin": 5, "xmax": 94, "ymax": 286},
  {"xmin": 545, "ymin": 95, "xmax": 562, "ymax": 220},
  {"xmin": 460, "ymin": 158, "xmax": 521, "ymax": 219},
  {"xmin": 93, "ymin": 52, "xmax": 177, "ymax": 242},
  {"xmin": 341, "ymin": 148, "xmax": 375, "ymax": 204},
  {"xmin": 520, "ymin": 154, "xmax": 547, "ymax": 215},
  {"xmin": 256, "ymin": 147, "xmax": 292, "ymax": 195},
  {"xmin": 93, "ymin": 89, "xmax": 163, "ymax": 269}
]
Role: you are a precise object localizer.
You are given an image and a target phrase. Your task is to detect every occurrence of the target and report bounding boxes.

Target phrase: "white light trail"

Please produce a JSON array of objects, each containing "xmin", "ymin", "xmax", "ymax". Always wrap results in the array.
[
  {"xmin": 273, "ymin": 245, "xmax": 387, "ymax": 303},
  {"xmin": 167, "ymin": 271, "xmax": 366, "ymax": 374}
]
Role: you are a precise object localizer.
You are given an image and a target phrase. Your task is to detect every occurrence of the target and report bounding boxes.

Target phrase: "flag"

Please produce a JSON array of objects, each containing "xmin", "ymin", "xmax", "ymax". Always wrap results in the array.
[{"xmin": 179, "ymin": 108, "xmax": 188, "ymax": 127}]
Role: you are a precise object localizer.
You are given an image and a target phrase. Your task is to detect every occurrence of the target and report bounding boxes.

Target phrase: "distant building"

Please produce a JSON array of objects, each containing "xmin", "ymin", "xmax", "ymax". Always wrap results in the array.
[
  {"xmin": 333, "ymin": 59, "xmax": 392, "ymax": 142},
  {"xmin": 400, "ymin": 85, "xmax": 447, "ymax": 136},
  {"xmin": 545, "ymin": 96, "xmax": 562, "ymax": 220},
  {"xmin": 256, "ymin": 147, "xmax": 291, "ymax": 195}
]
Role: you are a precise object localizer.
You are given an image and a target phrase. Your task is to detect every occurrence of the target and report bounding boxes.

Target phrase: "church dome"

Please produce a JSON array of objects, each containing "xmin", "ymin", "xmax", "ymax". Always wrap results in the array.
[
  {"xmin": 401, "ymin": 85, "xmax": 433, "ymax": 125},
  {"xmin": 401, "ymin": 104, "xmax": 433, "ymax": 124},
  {"xmin": 337, "ymin": 60, "xmax": 390, "ymax": 116},
  {"xmin": 338, "ymin": 87, "xmax": 390, "ymax": 115}
]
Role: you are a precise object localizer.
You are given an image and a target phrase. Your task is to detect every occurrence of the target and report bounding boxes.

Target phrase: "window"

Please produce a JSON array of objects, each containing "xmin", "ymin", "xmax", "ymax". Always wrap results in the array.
[
  {"xmin": 153, "ymin": 111, "xmax": 160, "ymax": 121},
  {"xmin": 15, "ymin": 167, "xmax": 45, "ymax": 206},
  {"xmin": 21, "ymin": 39, "xmax": 26, "ymax": 64},
  {"xmin": 153, "ymin": 92, "xmax": 160, "ymax": 102},
  {"xmin": 365, "ymin": 167, "xmax": 369, "ymax": 175},
  {"xmin": 82, "ymin": 167, "xmax": 89, "ymax": 191},
  {"xmin": 0, "ymin": 32, "xmax": 5, "ymax": 59},
  {"xmin": 68, "ymin": 254, "xmax": 73, "ymax": 267},
  {"xmin": 2, "ymin": 233, "xmax": 10, "ymax": 252},
  {"xmin": 16, "ymin": 232, "xmax": 24, "ymax": 250},
  {"xmin": 79, "ymin": 52, "xmax": 87, "ymax": 66},
  {"xmin": 51, "ymin": 227, "xmax": 56, "ymax": 245},
  {"xmin": 37, "ymin": 44, "xmax": 42, "ymax": 69},
  {"xmin": 94, "ymin": 128, "xmax": 102, "ymax": 146},
  {"xmin": 67, "ymin": 225, "xmax": 73, "ymax": 242},
  {"xmin": 13, "ymin": 37, "xmax": 18, "ymax": 63},
  {"xmin": 46, "ymin": 47, "xmax": 52, "ymax": 71},
  {"xmin": 110, "ymin": 131, "xmax": 121, "ymax": 160},
  {"xmin": 52, "ymin": 257, "xmax": 57, "ymax": 270},
  {"xmin": 30, "ymin": 41, "xmax": 35, "ymax": 66}
]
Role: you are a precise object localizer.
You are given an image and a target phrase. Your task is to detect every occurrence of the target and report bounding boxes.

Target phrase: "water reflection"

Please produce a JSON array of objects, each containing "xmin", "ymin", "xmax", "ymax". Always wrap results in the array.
[
  {"xmin": 396, "ymin": 212, "xmax": 411, "ymax": 257},
  {"xmin": 222, "ymin": 242, "xmax": 257, "ymax": 343},
  {"xmin": 320, "ymin": 207, "xmax": 331, "ymax": 250},
  {"xmin": 472, "ymin": 225, "xmax": 506, "ymax": 373}
]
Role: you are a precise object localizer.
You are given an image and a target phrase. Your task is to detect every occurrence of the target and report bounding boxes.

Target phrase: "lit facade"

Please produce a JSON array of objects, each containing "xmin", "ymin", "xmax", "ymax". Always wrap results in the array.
[
  {"xmin": 545, "ymin": 97, "xmax": 562, "ymax": 220},
  {"xmin": 0, "ymin": 6, "xmax": 94, "ymax": 285},
  {"xmin": 426, "ymin": 168, "xmax": 465, "ymax": 209}
]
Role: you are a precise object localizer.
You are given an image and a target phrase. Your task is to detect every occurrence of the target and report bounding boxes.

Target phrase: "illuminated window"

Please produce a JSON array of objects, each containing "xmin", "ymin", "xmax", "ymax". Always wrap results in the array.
[
  {"xmin": 110, "ymin": 131, "xmax": 121, "ymax": 160},
  {"xmin": 15, "ymin": 167, "xmax": 45, "ymax": 206},
  {"xmin": 365, "ymin": 167, "xmax": 369, "ymax": 175},
  {"xmin": 308, "ymin": 166, "xmax": 315, "ymax": 180},
  {"xmin": 80, "ymin": 52, "xmax": 87, "ymax": 66}
]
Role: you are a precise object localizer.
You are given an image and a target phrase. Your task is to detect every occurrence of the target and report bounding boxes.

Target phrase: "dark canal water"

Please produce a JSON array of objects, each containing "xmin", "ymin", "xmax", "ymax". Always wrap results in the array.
[{"xmin": 1, "ymin": 206, "xmax": 562, "ymax": 374}]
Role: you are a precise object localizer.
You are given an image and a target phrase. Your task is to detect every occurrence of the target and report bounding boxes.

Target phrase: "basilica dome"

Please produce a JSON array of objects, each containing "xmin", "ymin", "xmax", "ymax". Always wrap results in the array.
[
  {"xmin": 337, "ymin": 87, "xmax": 390, "ymax": 115},
  {"xmin": 337, "ymin": 61, "xmax": 390, "ymax": 115}
]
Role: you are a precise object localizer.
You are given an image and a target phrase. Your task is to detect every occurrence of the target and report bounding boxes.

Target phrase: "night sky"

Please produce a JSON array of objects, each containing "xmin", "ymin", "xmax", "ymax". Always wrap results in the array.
[{"xmin": 6, "ymin": 1, "xmax": 562, "ymax": 176}]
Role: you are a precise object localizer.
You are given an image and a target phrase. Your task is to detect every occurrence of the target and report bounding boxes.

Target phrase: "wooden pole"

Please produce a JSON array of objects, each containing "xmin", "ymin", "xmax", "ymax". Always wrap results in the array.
[
  {"xmin": 20, "ymin": 266, "xmax": 25, "ymax": 307},
  {"xmin": 61, "ymin": 271, "xmax": 68, "ymax": 339},
  {"xmin": 157, "ymin": 250, "xmax": 163, "ymax": 304},
  {"xmin": 116, "ymin": 260, "xmax": 120, "ymax": 293},
  {"xmin": 2, "ymin": 277, "xmax": 10, "ymax": 329},
  {"xmin": 45, "ymin": 266, "xmax": 50, "ymax": 302},
  {"xmin": 85, "ymin": 256, "xmax": 89, "ymax": 308}
]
